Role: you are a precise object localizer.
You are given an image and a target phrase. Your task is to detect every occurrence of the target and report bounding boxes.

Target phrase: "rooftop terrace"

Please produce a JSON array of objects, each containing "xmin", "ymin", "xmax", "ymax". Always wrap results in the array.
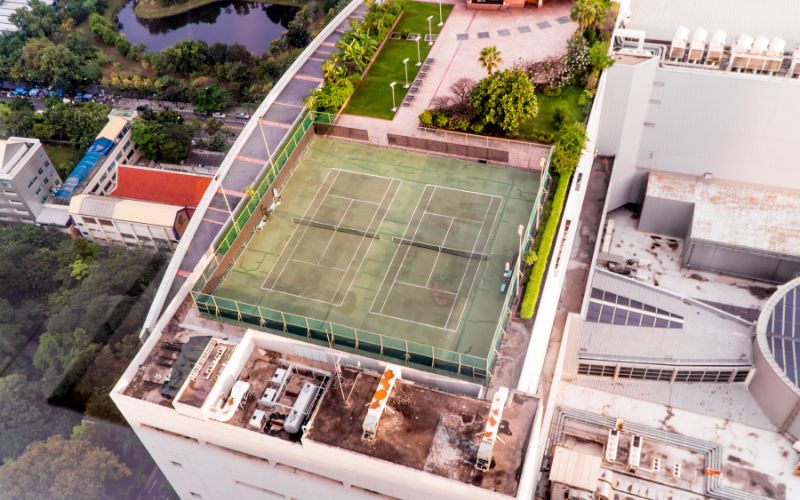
[
  {"xmin": 195, "ymin": 137, "xmax": 543, "ymax": 380},
  {"xmin": 306, "ymin": 367, "xmax": 537, "ymax": 496}
]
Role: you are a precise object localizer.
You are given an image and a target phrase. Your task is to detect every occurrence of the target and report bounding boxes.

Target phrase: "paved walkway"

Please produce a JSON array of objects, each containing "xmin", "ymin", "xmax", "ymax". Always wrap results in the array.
[
  {"xmin": 336, "ymin": 0, "xmax": 575, "ymax": 169},
  {"xmin": 163, "ymin": 3, "xmax": 370, "ymax": 302}
]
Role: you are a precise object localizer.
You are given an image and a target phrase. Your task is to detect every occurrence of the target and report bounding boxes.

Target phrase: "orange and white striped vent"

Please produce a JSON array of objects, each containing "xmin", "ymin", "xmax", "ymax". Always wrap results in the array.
[
  {"xmin": 362, "ymin": 366, "xmax": 401, "ymax": 440},
  {"xmin": 476, "ymin": 387, "xmax": 509, "ymax": 470}
]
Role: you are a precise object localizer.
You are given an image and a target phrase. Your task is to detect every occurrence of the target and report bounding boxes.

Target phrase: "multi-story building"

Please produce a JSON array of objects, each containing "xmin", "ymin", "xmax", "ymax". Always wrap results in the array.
[
  {"xmin": 36, "ymin": 110, "xmax": 141, "ymax": 226},
  {"xmin": 69, "ymin": 166, "xmax": 211, "ymax": 247},
  {"xmin": 0, "ymin": 137, "xmax": 61, "ymax": 224},
  {"xmin": 69, "ymin": 194, "xmax": 192, "ymax": 247}
]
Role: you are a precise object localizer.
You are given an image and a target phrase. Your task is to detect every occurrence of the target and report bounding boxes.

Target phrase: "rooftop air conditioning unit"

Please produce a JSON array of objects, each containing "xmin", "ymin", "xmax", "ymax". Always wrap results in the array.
[
  {"xmin": 730, "ymin": 34, "xmax": 754, "ymax": 70},
  {"xmin": 669, "ymin": 26, "xmax": 690, "ymax": 59},
  {"xmin": 688, "ymin": 28, "xmax": 708, "ymax": 62},
  {"xmin": 706, "ymin": 30, "xmax": 726, "ymax": 64}
]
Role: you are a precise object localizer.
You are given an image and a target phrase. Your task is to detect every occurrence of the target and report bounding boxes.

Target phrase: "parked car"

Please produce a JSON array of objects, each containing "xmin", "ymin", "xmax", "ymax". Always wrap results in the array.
[
  {"xmin": 234, "ymin": 112, "xmax": 250, "ymax": 119},
  {"xmin": 212, "ymin": 112, "xmax": 226, "ymax": 119}
]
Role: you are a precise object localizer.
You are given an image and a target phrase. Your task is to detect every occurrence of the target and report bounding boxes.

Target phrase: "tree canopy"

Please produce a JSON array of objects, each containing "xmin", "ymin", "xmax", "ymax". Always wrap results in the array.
[
  {"xmin": 0, "ymin": 375, "xmax": 53, "ymax": 462},
  {"xmin": 551, "ymin": 121, "xmax": 588, "ymax": 176},
  {"xmin": 131, "ymin": 109, "xmax": 193, "ymax": 163},
  {"xmin": 0, "ymin": 435, "xmax": 130, "ymax": 500},
  {"xmin": 470, "ymin": 69, "xmax": 538, "ymax": 135}
]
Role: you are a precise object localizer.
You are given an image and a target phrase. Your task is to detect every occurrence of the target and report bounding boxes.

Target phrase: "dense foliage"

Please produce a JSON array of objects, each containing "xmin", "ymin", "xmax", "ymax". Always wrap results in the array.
[
  {"xmin": 0, "ymin": 224, "xmax": 166, "ymax": 496},
  {"xmin": 307, "ymin": 0, "xmax": 403, "ymax": 112},
  {"xmin": 470, "ymin": 69, "xmax": 538, "ymax": 135},
  {"xmin": 131, "ymin": 109, "xmax": 195, "ymax": 163},
  {"xmin": 0, "ymin": 435, "xmax": 130, "ymax": 499},
  {"xmin": 0, "ymin": 98, "xmax": 111, "ymax": 149}
]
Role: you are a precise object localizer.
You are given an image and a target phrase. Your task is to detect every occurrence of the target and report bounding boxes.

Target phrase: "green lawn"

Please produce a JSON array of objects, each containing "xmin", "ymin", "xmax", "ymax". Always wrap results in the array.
[
  {"xmin": 520, "ymin": 86, "xmax": 588, "ymax": 138},
  {"xmin": 44, "ymin": 145, "xmax": 84, "ymax": 180},
  {"xmin": 345, "ymin": 1, "xmax": 453, "ymax": 119}
]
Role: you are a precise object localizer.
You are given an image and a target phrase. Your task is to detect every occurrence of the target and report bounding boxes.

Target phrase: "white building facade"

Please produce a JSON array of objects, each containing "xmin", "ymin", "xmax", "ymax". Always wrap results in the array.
[{"xmin": 0, "ymin": 137, "xmax": 61, "ymax": 224}]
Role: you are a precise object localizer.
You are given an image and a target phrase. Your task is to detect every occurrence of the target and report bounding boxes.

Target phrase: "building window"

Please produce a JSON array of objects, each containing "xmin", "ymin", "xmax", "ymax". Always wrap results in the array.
[
  {"xmin": 35, "ymin": 187, "xmax": 41, "ymax": 195},
  {"xmin": 733, "ymin": 370, "xmax": 749, "ymax": 383},
  {"xmin": 643, "ymin": 122, "xmax": 656, "ymax": 128},
  {"xmin": 98, "ymin": 218, "xmax": 114, "ymax": 227},
  {"xmin": 37, "ymin": 167, "xmax": 43, "ymax": 175},
  {"xmin": 27, "ymin": 177, "xmax": 37, "ymax": 188},
  {"xmin": 170, "ymin": 461, "xmax": 183, "ymax": 468},
  {"xmin": 189, "ymin": 492, "xmax": 202, "ymax": 498}
]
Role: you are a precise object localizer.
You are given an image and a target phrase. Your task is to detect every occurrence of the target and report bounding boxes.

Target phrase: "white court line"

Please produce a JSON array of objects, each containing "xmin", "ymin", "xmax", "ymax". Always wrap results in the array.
[
  {"xmin": 372, "ymin": 186, "xmax": 502, "ymax": 332},
  {"xmin": 425, "ymin": 217, "xmax": 454, "ymax": 288},
  {"xmin": 262, "ymin": 169, "xmax": 341, "ymax": 290},
  {"xmin": 395, "ymin": 280, "xmax": 457, "ymax": 296},
  {"xmin": 314, "ymin": 198, "xmax": 354, "ymax": 266},
  {"xmin": 290, "ymin": 257, "xmax": 348, "ymax": 273},
  {"xmin": 371, "ymin": 309, "xmax": 460, "ymax": 332},
  {"xmin": 375, "ymin": 186, "xmax": 438, "ymax": 314},
  {"xmin": 369, "ymin": 184, "xmax": 435, "ymax": 315},
  {"xmin": 444, "ymin": 196, "xmax": 501, "ymax": 331},
  {"xmin": 327, "ymin": 193, "xmax": 379, "ymax": 205},
  {"xmin": 329, "ymin": 178, "xmax": 400, "ymax": 305},
  {"xmin": 423, "ymin": 210, "xmax": 485, "ymax": 225}
]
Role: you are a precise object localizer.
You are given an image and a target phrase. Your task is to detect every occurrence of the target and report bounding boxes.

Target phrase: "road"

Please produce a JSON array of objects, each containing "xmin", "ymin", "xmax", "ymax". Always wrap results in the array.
[{"xmin": 0, "ymin": 93, "xmax": 251, "ymax": 129}]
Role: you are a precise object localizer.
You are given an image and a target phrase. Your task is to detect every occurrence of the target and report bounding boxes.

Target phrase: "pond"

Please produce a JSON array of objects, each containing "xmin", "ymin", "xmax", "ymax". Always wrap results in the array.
[{"xmin": 117, "ymin": 0, "xmax": 299, "ymax": 54}]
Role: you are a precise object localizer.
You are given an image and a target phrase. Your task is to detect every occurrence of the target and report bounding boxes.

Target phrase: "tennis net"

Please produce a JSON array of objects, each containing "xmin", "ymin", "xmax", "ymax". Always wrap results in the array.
[
  {"xmin": 292, "ymin": 217, "xmax": 380, "ymax": 239},
  {"xmin": 392, "ymin": 237, "xmax": 489, "ymax": 261}
]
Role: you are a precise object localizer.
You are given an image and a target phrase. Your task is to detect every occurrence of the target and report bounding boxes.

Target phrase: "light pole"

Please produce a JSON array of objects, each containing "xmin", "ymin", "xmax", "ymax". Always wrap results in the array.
[
  {"xmin": 427, "ymin": 16, "xmax": 434, "ymax": 46},
  {"xmin": 437, "ymin": 0, "xmax": 443, "ymax": 26},
  {"xmin": 415, "ymin": 37, "xmax": 422, "ymax": 66},
  {"xmin": 389, "ymin": 81, "xmax": 397, "ymax": 112},
  {"xmin": 402, "ymin": 58, "xmax": 410, "ymax": 88}
]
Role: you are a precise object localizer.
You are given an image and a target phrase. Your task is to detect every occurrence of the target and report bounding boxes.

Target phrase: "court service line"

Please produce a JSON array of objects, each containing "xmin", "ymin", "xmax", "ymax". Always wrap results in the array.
[
  {"xmin": 369, "ymin": 185, "xmax": 435, "ymax": 315},
  {"xmin": 328, "ymin": 178, "xmax": 400, "ymax": 305},
  {"xmin": 424, "ymin": 218, "xmax": 454, "ymax": 288},
  {"xmin": 372, "ymin": 308, "xmax": 459, "ymax": 333},
  {"xmin": 272, "ymin": 169, "xmax": 342, "ymax": 285},
  {"xmin": 423, "ymin": 210, "xmax": 485, "ymax": 225},
  {"xmin": 261, "ymin": 169, "xmax": 341, "ymax": 290},
  {"xmin": 327, "ymin": 193, "xmax": 380, "ymax": 205},
  {"xmin": 314, "ymin": 198, "xmax": 354, "ymax": 266},
  {"xmin": 444, "ymin": 196, "xmax": 501, "ymax": 331},
  {"xmin": 395, "ymin": 280, "xmax": 458, "ymax": 296},
  {"xmin": 289, "ymin": 257, "xmax": 348, "ymax": 273},
  {"xmin": 376, "ymin": 186, "xmax": 438, "ymax": 314}
]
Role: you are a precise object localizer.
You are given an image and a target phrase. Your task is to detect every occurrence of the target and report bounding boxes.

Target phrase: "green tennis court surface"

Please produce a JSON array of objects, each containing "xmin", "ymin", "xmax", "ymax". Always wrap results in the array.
[{"xmin": 214, "ymin": 138, "xmax": 540, "ymax": 361}]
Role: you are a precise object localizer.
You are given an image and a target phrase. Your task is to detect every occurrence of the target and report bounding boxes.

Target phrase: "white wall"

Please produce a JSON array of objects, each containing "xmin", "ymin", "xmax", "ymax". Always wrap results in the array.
[
  {"xmin": 597, "ymin": 58, "xmax": 658, "ymax": 210},
  {"xmin": 601, "ymin": 61, "xmax": 800, "ymax": 210},
  {"xmin": 113, "ymin": 393, "xmax": 514, "ymax": 500}
]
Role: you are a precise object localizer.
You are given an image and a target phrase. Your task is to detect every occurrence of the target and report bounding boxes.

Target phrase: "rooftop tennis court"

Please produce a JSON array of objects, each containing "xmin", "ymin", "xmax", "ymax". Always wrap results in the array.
[{"xmin": 210, "ymin": 138, "xmax": 541, "ymax": 371}]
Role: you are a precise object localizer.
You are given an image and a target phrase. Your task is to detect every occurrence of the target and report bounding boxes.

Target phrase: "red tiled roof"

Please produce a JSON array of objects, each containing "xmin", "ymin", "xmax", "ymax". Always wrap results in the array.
[{"xmin": 111, "ymin": 166, "xmax": 211, "ymax": 209}]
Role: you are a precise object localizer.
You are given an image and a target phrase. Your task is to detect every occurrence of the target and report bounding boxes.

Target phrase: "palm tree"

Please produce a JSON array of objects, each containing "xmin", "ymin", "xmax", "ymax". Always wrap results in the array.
[
  {"xmin": 479, "ymin": 46, "xmax": 503, "ymax": 75},
  {"xmin": 571, "ymin": 0, "xmax": 605, "ymax": 29}
]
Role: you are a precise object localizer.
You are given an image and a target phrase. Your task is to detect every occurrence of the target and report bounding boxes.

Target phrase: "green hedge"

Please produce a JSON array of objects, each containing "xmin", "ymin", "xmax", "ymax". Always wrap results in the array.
[{"xmin": 520, "ymin": 173, "xmax": 570, "ymax": 319}]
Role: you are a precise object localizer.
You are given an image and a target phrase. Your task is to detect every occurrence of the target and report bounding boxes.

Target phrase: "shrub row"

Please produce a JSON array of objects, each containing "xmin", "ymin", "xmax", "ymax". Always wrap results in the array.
[{"xmin": 307, "ymin": 0, "xmax": 404, "ymax": 113}]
